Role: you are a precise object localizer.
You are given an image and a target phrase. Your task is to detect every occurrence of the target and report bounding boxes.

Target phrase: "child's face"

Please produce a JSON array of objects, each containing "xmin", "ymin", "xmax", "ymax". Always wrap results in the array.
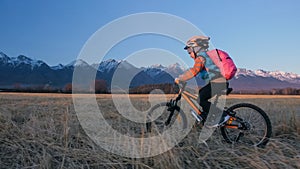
[{"xmin": 187, "ymin": 47, "xmax": 196, "ymax": 59}]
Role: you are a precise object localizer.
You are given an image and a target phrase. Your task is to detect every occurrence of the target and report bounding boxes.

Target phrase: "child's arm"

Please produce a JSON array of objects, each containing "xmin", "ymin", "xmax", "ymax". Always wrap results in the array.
[{"xmin": 178, "ymin": 56, "xmax": 206, "ymax": 81}]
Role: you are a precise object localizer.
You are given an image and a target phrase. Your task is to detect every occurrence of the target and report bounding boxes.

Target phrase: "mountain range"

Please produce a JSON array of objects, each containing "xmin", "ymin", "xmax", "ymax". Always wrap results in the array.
[{"xmin": 1, "ymin": 52, "xmax": 300, "ymax": 92}]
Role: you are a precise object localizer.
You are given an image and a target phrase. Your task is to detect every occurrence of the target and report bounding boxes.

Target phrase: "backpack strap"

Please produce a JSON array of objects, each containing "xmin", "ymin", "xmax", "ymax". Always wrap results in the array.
[{"xmin": 216, "ymin": 49, "xmax": 222, "ymax": 61}]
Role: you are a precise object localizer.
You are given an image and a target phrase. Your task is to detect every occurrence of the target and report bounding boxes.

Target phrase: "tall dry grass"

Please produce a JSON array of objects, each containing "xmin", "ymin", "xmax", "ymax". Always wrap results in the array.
[{"xmin": 0, "ymin": 93, "xmax": 299, "ymax": 168}]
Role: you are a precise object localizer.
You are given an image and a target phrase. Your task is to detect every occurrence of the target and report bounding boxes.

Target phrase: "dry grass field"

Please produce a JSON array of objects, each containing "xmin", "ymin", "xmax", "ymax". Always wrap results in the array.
[{"xmin": 0, "ymin": 93, "xmax": 299, "ymax": 169}]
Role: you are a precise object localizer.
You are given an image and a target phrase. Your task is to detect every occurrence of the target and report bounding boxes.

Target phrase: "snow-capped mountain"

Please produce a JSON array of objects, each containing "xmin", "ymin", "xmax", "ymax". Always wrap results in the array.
[
  {"xmin": 51, "ymin": 64, "xmax": 64, "ymax": 70},
  {"xmin": 0, "ymin": 52, "xmax": 11, "ymax": 63},
  {"xmin": 92, "ymin": 59, "xmax": 121, "ymax": 73},
  {"xmin": 66, "ymin": 59, "xmax": 91, "ymax": 68},
  {"xmin": 231, "ymin": 68, "xmax": 300, "ymax": 91},
  {"xmin": 0, "ymin": 51, "xmax": 300, "ymax": 92},
  {"xmin": 165, "ymin": 63, "xmax": 185, "ymax": 77},
  {"xmin": 0, "ymin": 52, "xmax": 48, "ymax": 70},
  {"xmin": 142, "ymin": 63, "xmax": 185, "ymax": 79},
  {"xmin": 269, "ymin": 71, "xmax": 300, "ymax": 84},
  {"xmin": 235, "ymin": 68, "xmax": 300, "ymax": 84},
  {"xmin": 142, "ymin": 67, "xmax": 163, "ymax": 78}
]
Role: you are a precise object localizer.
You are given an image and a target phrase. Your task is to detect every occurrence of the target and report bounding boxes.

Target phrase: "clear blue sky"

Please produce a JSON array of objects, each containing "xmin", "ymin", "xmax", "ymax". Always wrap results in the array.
[{"xmin": 1, "ymin": 0, "xmax": 300, "ymax": 73}]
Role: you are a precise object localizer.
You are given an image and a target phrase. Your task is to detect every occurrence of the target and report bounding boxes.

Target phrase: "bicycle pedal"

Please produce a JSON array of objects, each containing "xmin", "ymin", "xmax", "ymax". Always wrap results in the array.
[
  {"xmin": 204, "ymin": 115, "xmax": 230, "ymax": 128},
  {"xmin": 205, "ymin": 123, "xmax": 226, "ymax": 129},
  {"xmin": 204, "ymin": 124, "xmax": 219, "ymax": 129},
  {"xmin": 218, "ymin": 115, "xmax": 231, "ymax": 125},
  {"xmin": 223, "ymin": 115, "xmax": 231, "ymax": 122}
]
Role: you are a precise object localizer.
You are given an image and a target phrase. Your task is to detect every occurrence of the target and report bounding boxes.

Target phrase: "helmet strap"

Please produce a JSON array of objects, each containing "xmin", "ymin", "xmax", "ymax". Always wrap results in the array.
[
  {"xmin": 191, "ymin": 48, "xmax": 198, "ymax": 58},
  {"xmin": 192, "ymin": 46, "xmax": 201, "ymax": 54}
]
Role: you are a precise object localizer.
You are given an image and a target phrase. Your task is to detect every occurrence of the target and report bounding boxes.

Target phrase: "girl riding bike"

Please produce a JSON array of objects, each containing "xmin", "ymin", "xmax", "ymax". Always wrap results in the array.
[
  {"xmin": 175, "ymin": 35, "xmax": 230, "ymax": 126},
  {"xmin": 147, "ymin": 36, "xmax": 271, "ymax": 147}
]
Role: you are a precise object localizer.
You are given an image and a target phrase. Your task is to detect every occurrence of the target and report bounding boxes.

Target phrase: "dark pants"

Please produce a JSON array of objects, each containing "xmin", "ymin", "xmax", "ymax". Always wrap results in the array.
[{"xmin": 198, "ymin": 81, "xmax": 228, "ymax": 120}]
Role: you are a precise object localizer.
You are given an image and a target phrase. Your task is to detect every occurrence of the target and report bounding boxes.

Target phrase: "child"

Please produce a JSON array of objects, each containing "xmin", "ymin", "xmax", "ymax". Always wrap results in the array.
[{"xmin": 175, "ymin": 35, "xmax": 229, "ymax": 125}]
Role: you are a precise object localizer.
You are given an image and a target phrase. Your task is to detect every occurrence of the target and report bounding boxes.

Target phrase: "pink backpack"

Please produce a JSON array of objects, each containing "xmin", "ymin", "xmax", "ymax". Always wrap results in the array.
[{"xmin": 206, "ymin": 49, "xmax": 237, "ymax": 80}]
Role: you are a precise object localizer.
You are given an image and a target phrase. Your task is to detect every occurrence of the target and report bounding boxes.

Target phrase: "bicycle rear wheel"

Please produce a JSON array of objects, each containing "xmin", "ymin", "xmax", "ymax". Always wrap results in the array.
[
  {"xmin": 220, "ymin": 103, "xmax": 272, "ymax": 147},
  {"xmin": 146, "ymin": 102, "xmax": 187, "ymax": 135}
]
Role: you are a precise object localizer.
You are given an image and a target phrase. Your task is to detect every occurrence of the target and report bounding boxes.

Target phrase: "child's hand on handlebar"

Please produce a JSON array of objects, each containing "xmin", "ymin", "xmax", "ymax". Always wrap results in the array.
[{"xmin": 174, "ymin": 78, "xmax": 180, "ymax": 84}]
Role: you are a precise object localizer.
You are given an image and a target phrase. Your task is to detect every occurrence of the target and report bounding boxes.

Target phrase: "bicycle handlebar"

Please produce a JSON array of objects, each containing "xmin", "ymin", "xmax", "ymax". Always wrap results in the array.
[
  {"xmin": 177, "ymin": 81, "xmax": 187, "ymax": 94},
  {"xmin": 172, "ymin": 81, "xmax": 187, "ymax": 102}
]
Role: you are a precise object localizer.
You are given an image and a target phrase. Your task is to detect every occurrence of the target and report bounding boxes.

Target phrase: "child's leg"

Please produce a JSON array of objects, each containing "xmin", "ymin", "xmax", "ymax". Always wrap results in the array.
[
  {"xmin": 199, "ymin": 82, "xmax": 228, "ymax": 122},
  {"xmin": 198, "ymin": 83, "xmax": 212, "ymax": 120},
  {"xmin": 210, "ymin": 82, "xmax": 229, "ymax": 123}
]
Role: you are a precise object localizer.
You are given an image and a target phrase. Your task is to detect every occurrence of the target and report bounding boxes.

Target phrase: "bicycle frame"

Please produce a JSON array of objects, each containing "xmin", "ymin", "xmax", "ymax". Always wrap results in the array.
[
  {"xmin": 182, "ymin": 89, "xmax": 202, "ymax": 115},
  {"xmin": 176, "ymin": 82, "xmax": 202, "ymax": 116},
  {"xmin": 174, "ymin": 82, "xmax": 239, "ymax": 129}
]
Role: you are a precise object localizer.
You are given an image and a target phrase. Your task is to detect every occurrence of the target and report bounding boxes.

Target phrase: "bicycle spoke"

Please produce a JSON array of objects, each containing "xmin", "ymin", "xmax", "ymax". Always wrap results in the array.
[
  {"xmin": 235, "ymin": 132, "xmax": 244, "ymax": 142},
  {"xmin": 239, "ymin": 110, "xmax": 267, "ymax": 145}
]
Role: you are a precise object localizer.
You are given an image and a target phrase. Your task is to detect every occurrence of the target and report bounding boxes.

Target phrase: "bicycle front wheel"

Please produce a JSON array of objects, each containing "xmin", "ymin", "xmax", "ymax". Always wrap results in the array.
[
  {"xmin": 146, "ymin": 102, "xmax": 187, "ymax": 135},
  {"xmin": 220, "ymin": 103, "xmax": 272, "ymax": 147}
]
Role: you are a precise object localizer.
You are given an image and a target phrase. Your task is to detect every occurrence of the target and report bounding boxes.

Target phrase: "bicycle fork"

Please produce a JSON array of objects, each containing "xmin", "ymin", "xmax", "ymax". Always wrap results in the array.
[
  {"xmin": 165, "ymin": 100, "xmax": 180, "ymax": 125},
  {"xmin": 146, "ymin": 100, "xmax": 180, "ymax": 132}
]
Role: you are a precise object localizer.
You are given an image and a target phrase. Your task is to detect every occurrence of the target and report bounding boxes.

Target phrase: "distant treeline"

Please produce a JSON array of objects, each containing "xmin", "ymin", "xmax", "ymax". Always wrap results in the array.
[
  {"xmin": 0, "ymin": 82, "xmax": 178, "ymax": 94},
  {"xmin": 129, "ymin": 83, "xmax": 179, "ymax": 94},
  {"xmin": 1, "ymin": 82, "xmax": 300, "ymax": 95},
  {"xmin": 0, "ymin": 79, "xmax": 109, "ymax": 94}
]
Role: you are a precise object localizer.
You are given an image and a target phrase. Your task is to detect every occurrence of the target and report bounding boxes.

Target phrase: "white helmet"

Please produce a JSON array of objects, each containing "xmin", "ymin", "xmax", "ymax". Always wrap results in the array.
[{"xmin": 184, "ymin": 35, "xmax": 210, "ymax": 50}]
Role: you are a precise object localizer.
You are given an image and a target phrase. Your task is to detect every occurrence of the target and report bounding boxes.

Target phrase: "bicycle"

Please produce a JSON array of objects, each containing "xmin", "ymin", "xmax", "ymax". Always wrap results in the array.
[{"xmin": 146, "ymin": 82, "xmax": 272, "ymax": 147}]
